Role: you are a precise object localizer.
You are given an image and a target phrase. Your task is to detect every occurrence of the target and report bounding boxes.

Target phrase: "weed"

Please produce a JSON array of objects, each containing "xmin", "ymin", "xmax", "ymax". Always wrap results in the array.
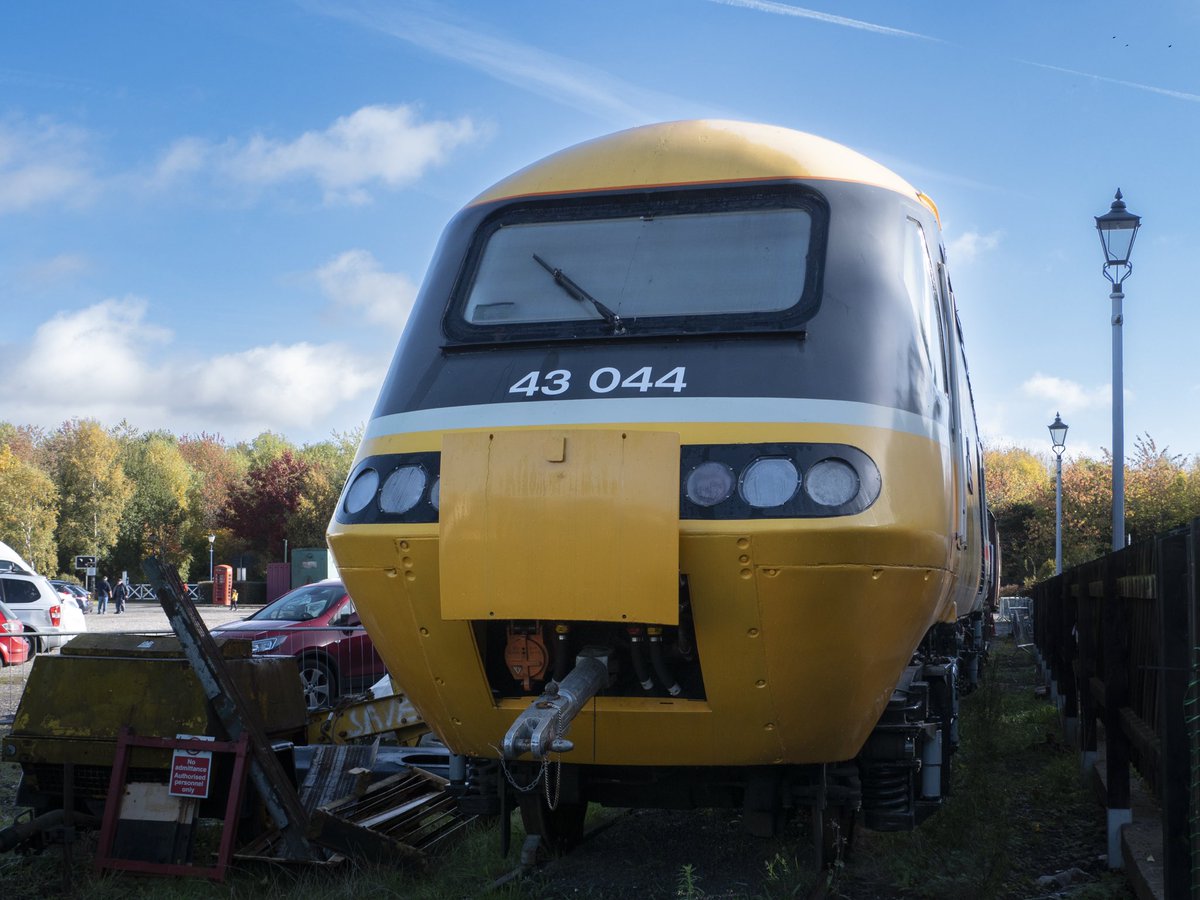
[{"xmin": 676, "ymin": 862, "xmax": 704, "ymax": 898}]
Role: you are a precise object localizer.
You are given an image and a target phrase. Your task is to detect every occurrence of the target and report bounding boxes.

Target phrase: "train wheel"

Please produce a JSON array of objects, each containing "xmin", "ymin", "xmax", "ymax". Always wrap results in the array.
[
  {"xmin": 517, "ymin": 794, "xmax": 587, "ymax": 857},
  {"xmin": 811, "ymin": 803, "xmax": 856, "ymax": 869}
]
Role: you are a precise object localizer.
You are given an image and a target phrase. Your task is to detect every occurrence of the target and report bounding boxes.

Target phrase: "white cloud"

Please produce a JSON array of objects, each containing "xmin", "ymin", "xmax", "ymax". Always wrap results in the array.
[
  {"xmin": 706, "ymin": 0, "xmax": 936, "ymax": 40},
  {"xmin": 316, "ymin": 250, "xmax": 418, "ymax": 329},
  {"xmin": 0, "ymin": 115, "xmax": 97, "ymax": 214},
  {"xmin": 154, "ymin": 104, "xmax": 481, "ymax": 205},
  {"xmin": 947, "ymin": 230, "xmax": 1002, "ymax": 263},
  {"xmin": 0, "ymin": 298, "xmax": 385, "ymax": 439},
  {"xmin": 18, "ymin": 253, "xmax": 91, "ymax": 288},
  {"xmin": 311, "ymin": 2, "xmax": 719, "ymax": 125},
  {"xmin": 1022, "ymin": 374, "xmax": 1113, "ymax": 411}
]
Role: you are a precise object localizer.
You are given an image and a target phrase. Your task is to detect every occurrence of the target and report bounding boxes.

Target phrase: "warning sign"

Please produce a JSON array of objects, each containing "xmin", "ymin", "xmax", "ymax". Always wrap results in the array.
[{"xmin": 169, "ymin": 734, "xmax": 215, "ymax": 798}]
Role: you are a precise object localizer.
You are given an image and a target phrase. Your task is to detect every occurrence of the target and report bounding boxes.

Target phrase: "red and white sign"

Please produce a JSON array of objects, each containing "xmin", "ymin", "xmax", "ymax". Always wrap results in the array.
[{"xmin": 168, "ymin": 734, "xmax": 215, "ymax": 798}]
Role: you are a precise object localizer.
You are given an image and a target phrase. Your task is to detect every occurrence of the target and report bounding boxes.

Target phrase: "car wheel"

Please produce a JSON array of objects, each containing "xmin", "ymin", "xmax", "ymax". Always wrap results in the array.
[
  {"xmin": 298, "ymin": 657, "xmax": 337, "ymax": 710},
  {"xmin": 24, "ymin": 626, "xmax": 43, "ymax": 655}
]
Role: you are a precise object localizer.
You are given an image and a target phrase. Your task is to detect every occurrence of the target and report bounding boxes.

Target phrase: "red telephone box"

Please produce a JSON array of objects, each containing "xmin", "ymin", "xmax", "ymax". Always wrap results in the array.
[{"xmin": 213, "ymin": 564, "xmax": 233, "ymax": 606}]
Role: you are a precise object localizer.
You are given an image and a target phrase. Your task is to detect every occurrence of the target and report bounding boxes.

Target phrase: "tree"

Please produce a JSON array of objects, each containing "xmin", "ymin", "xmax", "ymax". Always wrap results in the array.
[
  {"xmin": 45, "ymin": 419, "xmax": 132, "ymax": 574},
  {"xmin": 1061, "ymin": 454, "xmax": 1112, "ymax": 565},
  {"xmin": 286, "ymin": 428, "xmax": 362, "ymax": 548},
  {"xmin": 1125, "ymin": 434, "xmax": 1192, "ymax": 543},
  {"xmin": 225, "ymin": 450, "xmax": 311, "ymax": 574},
  {"xmin": 111, "ymin": 433, "xmax": 194, "ymax": 578},
  {"xmin": 0, "ymin": 444, "xmax": 59, "ymax": 573},
  {"xmin": 983, "ymin": 446, "xmax": 1055, "ymax": 587}
]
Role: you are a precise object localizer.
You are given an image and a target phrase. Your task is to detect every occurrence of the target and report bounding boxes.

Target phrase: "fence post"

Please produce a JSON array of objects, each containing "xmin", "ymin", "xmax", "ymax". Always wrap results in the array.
[
  {"xmin": 1189, "ymin": 519, "xmax": 1200, "ymax": 899},
  {"xmin": 1061, "ymin": 573, "xmax": 1079, "ymax": 747},
  {"xmin": 1076, "ymin": 565, "xmax": 1099, "ymax": 777},
  {"xmin": 1157, "ymin": 529, "xmax": 1191, "ymax": 897},
  {"xmin": 1102, "ymin": 550, "xmax": 1132, "ymax": 867}
]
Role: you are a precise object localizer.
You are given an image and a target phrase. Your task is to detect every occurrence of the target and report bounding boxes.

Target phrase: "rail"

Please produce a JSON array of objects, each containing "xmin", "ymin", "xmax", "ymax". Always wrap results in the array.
[{"xmin": 1030, "ymin": 517, "xmax": 1199, "ymax": 897}]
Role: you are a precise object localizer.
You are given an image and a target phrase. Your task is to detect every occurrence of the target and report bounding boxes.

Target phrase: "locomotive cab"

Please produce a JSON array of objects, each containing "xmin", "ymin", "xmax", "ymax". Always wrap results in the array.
[{"xmin": 328, "ymin": 120, "xmax": 990, "ymax": 862}]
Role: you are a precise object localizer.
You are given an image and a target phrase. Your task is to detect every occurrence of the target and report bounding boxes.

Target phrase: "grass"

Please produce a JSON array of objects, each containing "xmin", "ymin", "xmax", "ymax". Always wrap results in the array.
[{"xmin": 0, "ymin": 642, "xmax": 1136, "ymax": 899}]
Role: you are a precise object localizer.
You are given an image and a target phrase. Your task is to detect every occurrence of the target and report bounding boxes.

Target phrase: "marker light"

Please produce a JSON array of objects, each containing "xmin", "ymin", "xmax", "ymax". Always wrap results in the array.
[
  {"xmin": 685, "ymin": 462, "xmax": 736, "ymax": 507},
  {"xmin": 380, "ymin": 465, "xmax": 427, "ymax": 514},
  {"xmin": 343, "ymin": 468, "xmax": 379, "ymax": 514},
  {"xmin": 804, "ymin": 458, "xmax": 860, "ymax": 507},
  {"xmin": 740, "ymin": 458, "xmax": 800, "ymax": 508},
  {"xmin": 430, "ymin": 476, "xmax": 441, "ymax": 511}
]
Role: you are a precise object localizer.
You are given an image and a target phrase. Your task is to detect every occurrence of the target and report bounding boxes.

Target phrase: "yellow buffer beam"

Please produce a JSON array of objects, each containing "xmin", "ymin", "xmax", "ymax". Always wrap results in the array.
[{"xmin": 439, "ymin": 429, "xmax": 680, "ymax": 624}]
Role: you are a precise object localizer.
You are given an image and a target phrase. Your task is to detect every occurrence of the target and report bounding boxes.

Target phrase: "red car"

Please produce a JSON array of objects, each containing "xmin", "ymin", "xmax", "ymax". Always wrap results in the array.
[
  {"xmin": 0, "ymin": 598, "xmax": 31, "ymax": 666},
  {"xmin": 214, "ymin": 579, "xmax": 386, "ymax": 710}
]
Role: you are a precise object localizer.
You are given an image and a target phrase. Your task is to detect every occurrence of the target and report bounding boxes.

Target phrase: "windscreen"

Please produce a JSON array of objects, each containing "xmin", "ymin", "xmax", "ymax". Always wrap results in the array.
[{"xmin": 448, "ymin": 188, "xmax": 824, "ymax": 341}]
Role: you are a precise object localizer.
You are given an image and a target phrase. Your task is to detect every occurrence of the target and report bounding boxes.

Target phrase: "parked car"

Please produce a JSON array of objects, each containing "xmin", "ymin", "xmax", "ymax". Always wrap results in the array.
[
  {"xmin": 0, "ymin": 598, "xmax": 31, "ymax": 666},
  {"xmin": 49, "ymin": 580, "xmax": 91, "ymax": 614},
  {"xmin": 213, "ymin": 579, "xmax": 386, "ymax": 710},
  {"xmin": 0, "ymin": 572, "xmax": 88, "ymax": 652}
]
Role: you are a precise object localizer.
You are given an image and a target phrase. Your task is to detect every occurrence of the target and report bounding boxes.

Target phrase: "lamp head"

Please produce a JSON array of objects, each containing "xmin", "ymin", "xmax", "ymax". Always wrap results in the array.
[
  {"xmin": 1048, "ymin": 412, "xmax": 1069, "ymax": 453},
  {"xmin": 1095, "ymin": 189, "xmax": 1141, "ymax": 284},
  {"xmin": 208, "ymin": 533, "xmax": 215, "ymax": 545}
]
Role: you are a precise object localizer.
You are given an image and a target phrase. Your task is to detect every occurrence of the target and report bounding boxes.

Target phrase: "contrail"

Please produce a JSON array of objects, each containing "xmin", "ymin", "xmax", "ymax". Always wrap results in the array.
[{"xmin": 706, "ymin": 0, "xmax": 937, "ymax": 41}]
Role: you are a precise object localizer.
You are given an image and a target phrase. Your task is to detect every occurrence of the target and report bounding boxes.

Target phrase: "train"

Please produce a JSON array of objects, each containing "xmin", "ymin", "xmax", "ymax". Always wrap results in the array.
[{"xmin": 326, "ymin": 120, "xmax": 996, "ymax": 865}]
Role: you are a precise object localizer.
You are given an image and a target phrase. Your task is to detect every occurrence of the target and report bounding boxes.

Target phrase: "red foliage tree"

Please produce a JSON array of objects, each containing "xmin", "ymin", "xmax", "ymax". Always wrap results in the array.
[{"xmin": 224, "ymin": 450, "xmax": 311, "ymax": 562}]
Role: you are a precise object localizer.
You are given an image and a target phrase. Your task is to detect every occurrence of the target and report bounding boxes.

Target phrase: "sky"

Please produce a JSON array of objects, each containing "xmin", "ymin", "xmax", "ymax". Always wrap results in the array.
[{"xmin": 2, "ymin": 1, "xmax": 1198, "ymax": 463}]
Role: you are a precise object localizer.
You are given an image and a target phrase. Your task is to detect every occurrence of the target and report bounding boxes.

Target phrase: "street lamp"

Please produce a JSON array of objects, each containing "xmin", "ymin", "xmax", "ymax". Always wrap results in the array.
[
  {"xmin": 1095, "ymin": 189, "xmax": 1141, "ymax": 551},
  {"xmin": 208, "ymin": 533, "xmax": 215, "ymax": 581},
  {"xmin": 1049, "ymin": 413, "xmax": 1069, "ymax": 574}
]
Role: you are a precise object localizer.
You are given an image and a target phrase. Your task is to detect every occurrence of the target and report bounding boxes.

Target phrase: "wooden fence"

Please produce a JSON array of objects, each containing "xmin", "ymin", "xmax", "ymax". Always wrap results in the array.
[{"xmin": 1030, "ymin": 518, "xmax": 1199, "ymax": 897}]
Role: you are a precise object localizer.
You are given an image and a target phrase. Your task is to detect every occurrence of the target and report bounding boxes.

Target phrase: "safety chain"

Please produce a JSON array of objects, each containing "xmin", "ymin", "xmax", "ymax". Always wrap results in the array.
[
  {"xmin": 544, "ymin": 712, "xmax": 564, "ymax": 811},
  {"xmin": 492, "ymin": 743, "xmax": 547, "ymax": 794}
]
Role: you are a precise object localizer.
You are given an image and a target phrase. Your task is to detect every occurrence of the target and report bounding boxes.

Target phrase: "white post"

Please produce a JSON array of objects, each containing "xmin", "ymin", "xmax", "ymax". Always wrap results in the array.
[{"xmin": 1111, "ymin": 288, "xmax": 1124, "ymax": 551}]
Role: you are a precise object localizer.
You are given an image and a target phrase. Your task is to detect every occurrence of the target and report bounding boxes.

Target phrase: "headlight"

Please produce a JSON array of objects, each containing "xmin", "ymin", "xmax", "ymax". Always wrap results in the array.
[
  {"xmin": 685, "ymin": 462, "xmax": 735, "ymax": 507},
  {"xmin": 740, "ymin": 458, "xmax": 800, "ymax": 508},
  {"xmin": 380, "ymin": 465, "xmax": 427, "ymax": 514},
  {"xmin": 804, "ymin": 458, "xmax": 860, "ymax": 507},
  {"xmin": 343, "ymin": 467, "xmax": 379, "ymax": 514},
  {"xmin": 430, "ymin": 476, "xmax": 441, "ymax": 511},
  {"xmin": 251, "ymin": 635, "xmax": 287, "ymax": 653}
]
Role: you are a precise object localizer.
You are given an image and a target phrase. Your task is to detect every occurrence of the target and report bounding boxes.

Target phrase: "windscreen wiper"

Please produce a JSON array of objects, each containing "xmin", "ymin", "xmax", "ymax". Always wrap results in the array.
[{"xmin": 532, "ymin": 253, "xmax": 624, "ymax": 334}]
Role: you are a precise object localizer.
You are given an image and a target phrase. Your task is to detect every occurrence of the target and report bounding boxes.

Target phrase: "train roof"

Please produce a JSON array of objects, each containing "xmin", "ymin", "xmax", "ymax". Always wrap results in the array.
[{"xmin": 471, "ymin": 120, "xmax": 932, "ymax": 214}]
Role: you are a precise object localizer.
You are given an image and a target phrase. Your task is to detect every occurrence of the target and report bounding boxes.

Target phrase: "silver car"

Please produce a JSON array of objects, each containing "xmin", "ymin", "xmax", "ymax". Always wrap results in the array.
[{"xmin": 0, "ymin": 572, "xmax": 88, "ymax": 652}]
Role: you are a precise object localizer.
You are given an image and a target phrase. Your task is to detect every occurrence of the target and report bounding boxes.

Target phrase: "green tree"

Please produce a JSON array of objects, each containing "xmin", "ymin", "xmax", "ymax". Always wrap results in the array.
[
  {"xmin": 1125, "ymin": 434, "xmax": 1192, "ymax": 543},
  {"xmin": 0, "ymin": 444, "xmax": 59, "ymax": 573},
  {"xmin": 983, "ymin": 446, "xmax": 1054, "ymax": 588},
  {"xmin": 287, "ymin": 428, "xmax": 361, "ymax": 548},
  {"xmin": 1061, "ymin": 454, "xmax": 1112, "ymax": 565},
  {"xmin": 46, "ymin": 419, "xmax": 132, "ymax": 574},
  {"xmin": 111, "ymin": 433, "xmax": 194, "ymax": 577}
]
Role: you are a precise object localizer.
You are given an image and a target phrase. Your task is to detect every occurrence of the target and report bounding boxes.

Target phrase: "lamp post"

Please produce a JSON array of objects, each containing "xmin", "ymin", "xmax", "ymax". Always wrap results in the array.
[
  {"xmin": 1049, "ymin": 413, "xmax": 1069, "ymax": 574},
  {"xmin": 208, "ymin": 533, "xmax": 215, "ymax": 581},
  {"xmin": 1095, "ymin": 190, "xmax": 1141, "ymax": 551}
]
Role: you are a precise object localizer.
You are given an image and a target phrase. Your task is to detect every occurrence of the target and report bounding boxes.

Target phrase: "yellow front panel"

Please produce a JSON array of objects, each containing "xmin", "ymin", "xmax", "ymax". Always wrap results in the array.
[{"xmin": 439, "ymin": 429, "xmax": 680, "ymax": 624}]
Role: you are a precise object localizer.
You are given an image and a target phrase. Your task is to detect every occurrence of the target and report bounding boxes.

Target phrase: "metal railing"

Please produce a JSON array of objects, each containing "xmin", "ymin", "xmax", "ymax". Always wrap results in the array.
[{"xmin": 1030, "ymin": 517, "xmax": 1198, "ymax": 897}]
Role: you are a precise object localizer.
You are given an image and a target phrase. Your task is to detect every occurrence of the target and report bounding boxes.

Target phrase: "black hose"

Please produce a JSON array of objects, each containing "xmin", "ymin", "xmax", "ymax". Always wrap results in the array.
[
  {"xmin": 649, "ymin": 639, "xmax": 682, "ymax": 697},
  {"xmin": 630, "ymin": 639, "xmax": 655, "ymax": 692}
]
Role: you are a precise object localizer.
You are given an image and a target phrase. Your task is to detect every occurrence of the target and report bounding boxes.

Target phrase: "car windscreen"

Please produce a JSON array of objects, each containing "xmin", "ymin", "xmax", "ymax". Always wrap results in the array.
[
  {"xmin": 250, "ymin": 583, "xmax": 345, "ymax": 622},
  {"xmin": 446, "ymin": 186, "xmax": 825, "ymax": 342}
]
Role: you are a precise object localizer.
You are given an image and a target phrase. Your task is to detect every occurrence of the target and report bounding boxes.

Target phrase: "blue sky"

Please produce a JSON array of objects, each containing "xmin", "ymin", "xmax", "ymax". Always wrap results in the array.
[{"xmin": 2, "ymin": 1, "xmax": 1197, "ymax": 462}]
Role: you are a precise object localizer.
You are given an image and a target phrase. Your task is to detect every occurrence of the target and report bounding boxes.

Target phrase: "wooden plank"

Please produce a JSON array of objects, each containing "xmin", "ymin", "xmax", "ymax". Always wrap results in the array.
[{"xmin": 1156, "ymin": 529, "xmax": 1191, "ymax": 897}]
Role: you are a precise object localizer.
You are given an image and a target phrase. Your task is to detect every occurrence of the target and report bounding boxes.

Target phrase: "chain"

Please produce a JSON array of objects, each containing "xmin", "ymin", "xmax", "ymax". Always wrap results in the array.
[
  {"xmin": 544, "ymin": 712, "xmax": 564, "ymax": 811},
  {"xmin": 491, "ymin": 744, "xmax": 547, "ymax": 794}
]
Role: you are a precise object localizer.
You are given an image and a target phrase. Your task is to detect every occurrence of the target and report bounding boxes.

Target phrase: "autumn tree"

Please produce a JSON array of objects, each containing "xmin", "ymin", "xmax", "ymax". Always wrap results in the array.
[
  {"xmin": 286, "ymin": 428, "xmax": 361, "ymax": 547},
  {"xmin": 983, "ymin": 446, "xmax": 1055, "ymax": 587},
  {"xmin": 225, "ymin": 449, "xmax": 311, "ymax": 575},
  {"xmin": 45, "ymin": 419, "xmax": 132, "ymax": 574},
  {"xmin": 1125, "ymin": 434, "xmax": 1193, "ymax": 543},
  {"xmin": 0, "ymin": 444, "xmax": 59, "ymax": 573}
]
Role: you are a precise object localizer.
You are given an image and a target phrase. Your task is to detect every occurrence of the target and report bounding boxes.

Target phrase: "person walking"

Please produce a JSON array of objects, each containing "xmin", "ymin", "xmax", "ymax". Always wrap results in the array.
[
  {"xmin": 230, "ymin": 588, "xmax": 239, "ymax": 611},
  {"xmin": 96, "ymin": 576, "xmax": 112, "ymax": 614},
  {"xmin": 113, "ymin": 577, "xmax": 129, "ymax": 614}
]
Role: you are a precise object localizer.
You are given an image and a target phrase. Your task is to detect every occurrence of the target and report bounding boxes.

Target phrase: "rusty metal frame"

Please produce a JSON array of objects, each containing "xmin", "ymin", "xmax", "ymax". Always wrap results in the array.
[{"xmin": 94, "ymin": 726, "xmax": 250, "ymax": 881}]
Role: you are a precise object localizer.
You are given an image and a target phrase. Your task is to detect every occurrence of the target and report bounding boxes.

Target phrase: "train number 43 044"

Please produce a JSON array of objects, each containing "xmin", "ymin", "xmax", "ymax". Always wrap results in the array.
[{"xmin": 508, "ymin": 366, "xmax": 688, "ymax": 397}]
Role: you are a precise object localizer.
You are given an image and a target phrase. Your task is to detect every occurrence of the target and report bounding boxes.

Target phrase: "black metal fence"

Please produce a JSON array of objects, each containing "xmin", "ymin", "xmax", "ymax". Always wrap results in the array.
[{"xmin": 1030, "ymin": 517, "xmax": 1199, "ymax": 897}]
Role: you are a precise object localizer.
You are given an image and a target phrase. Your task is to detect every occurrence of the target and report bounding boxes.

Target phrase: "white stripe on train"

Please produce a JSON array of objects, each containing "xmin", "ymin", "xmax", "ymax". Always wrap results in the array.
[{"xmin": 366, "ymin": 397, "xmax": 949, "ymax": 445}]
